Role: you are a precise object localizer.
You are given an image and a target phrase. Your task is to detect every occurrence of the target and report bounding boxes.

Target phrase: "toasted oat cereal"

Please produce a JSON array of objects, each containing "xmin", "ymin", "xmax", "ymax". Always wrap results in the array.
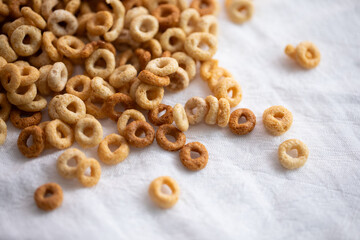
[
  {"xmin": 278, "ymin": 139, "xmax": 309, "ymax": 169},
  {"xmin": 34, "ymin": 183, "xmax": 63, "ymax": 211},
  {"xmin": 98, "ymin": 133, "xmax": 130, "ymax": 165},
  {"xmin": 285, "ymin": 41, "xmax": 321, "ymax": 69},
  {"xmin": 75, "ymin": 117, "xmax": 103, "ymax": 148},
  {"xmin": 57, "ymin": 148, "xmax": 86, "ymax": 179},
  {"xmin": 263, "ymin": 105, "xmax": 293, "ymax": 136},
  {"xmin": 148, "ymin": 176, "xmax": 180, "ymax": 208}
]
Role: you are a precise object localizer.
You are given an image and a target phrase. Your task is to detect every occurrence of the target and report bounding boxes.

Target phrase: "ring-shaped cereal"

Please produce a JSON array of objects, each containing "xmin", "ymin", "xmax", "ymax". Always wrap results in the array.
[
  {"xmin": 135, "ymin": 83, "xmax": 164, "ymax": 110},
  {"xmin": 47, "ymin": 10, "xmax": 79, "ymax": 37},
  {"xmin": 10, "ymin": 109, "xmax": 42, "ymax": 129},
  {"xmin": 85, "ymin": 49, "xmax": 115, "ymax": 79},
  {"xmin": 21, "ymin": 6, "xmax": 46, "ymax": 29},
  {"xmin": 204, "ymin": 95, "xmax": 218, "ymax": 125},
  {"xmin": 190, "ymin": 0, "xmax": 219, "ymax": 16},
  {"xmin": 124, "ymin": 6, "xmax": 148, "ymax": 28},
  {"xmin": 103, "ymin": 0, "xmax": 126, "ymax": 42},
  {"xmin": 172, "ymin": 52, "xmax": 196, "ymax": 80},
  {"xmin": 114, "ymin": 29, "xmax": 140, "ymax": 51},
  {"xmin": 18, "ymin": 65, "xmax": 40, "ymax": 87},
  {"xmin": 0, "ymin": 34, "xmax": 17, "ymax": 62},
  {"xmin": 262, "ymin": 105, "xmax": 293, "ymax": 136},
  {"xmin": 185, "ymin": 32, "xmax": 217, "ymax": 61},
  {"xmin": 225, "ymin": 0, "xmax": 254, "ymax": 24},
  {"xmin": 7, "ymin": 83, "xmax": 37, "ymax": 105},
  {"xmin": 8, "ymin": 0, "xmax": 27, "ymax": 18},
  {"xmin": 229, "ymin": 108, "xmax": 256, "ymax": 135},
  {"xmin": 57, "ymin": 35, "xmax": 85, "ymax": 59},
  {"xmin": 48, "ymin": 95, "xmax": 61, "ymax": 120},
  {"xmin": 80, "ymin": 40, "xmax": 116, "ymax": 59},
  {"xmin": 42, "ymin": 31, "xmax": 62, "ymax": 62},
  {"xmin": 179, "ymin": 142, "xmax": 208, "ymax": 171},
  {"xmin": 34, "ymin": 183, "xmax": 63, "ymax": 211},
  {"xmin": 36, "ymin": 65, "xmax": 52, "ymax": 96},
  {"xmin": 148, "ymin": 176, "xmax": 180, "ymax": 208},
  {"xmin": 17, "ymin": 125, "xmax": 44, "ymax": 158},
  {"xmin": 91, "ymin": 76, "xmax": 116, "ymax": 100},
  {"xmin": 76, "ymin": 12, "xmax": 94, "ymax": 36},
  {"xmin": 130, "ymin": 15, "xmax": 159, "ymax": 43},
  {"xmin": 75, "ymin": 117, "xmax": 103, "ymax": 148},
  {"xmin": 278, "ymin": 139, "xmax": 309, "ymax": 170},
  {"xmin": 117, "ymin": 109, "xmax": 145, "ymax": 136},
  {"xmin": 167, "ymin": 67, "xmax": 190, "ymax": 92},
  {"xmin": 65, "ymin": 0, "xmax": 81, "ymax": 14},
  {"xmin": 57, "ymin": 148, "xmax": 86, "ymax": 179},
  {"xmin": 145, "ymin": 57, "xmax": 178, "ymax": 77},
  {"xmin": 173, "ymin": 103, "xmax": 189, "ymax": 132},
  {"xmin": 129, "ymin": 77, "xmax": 141, "ymax": 100},
  {"xmin": 217, "ymin": 98, "xmax": 230, "ymax": 127},
  {"xmin": 0, "ymin": 63, "xmax": 21, "ymax": 92},
  {"xmin": 3, "ymin": 17, "xmax": 31, "ymax": 38},
  {"xmin": 86, "ymin": 11, "xmax": 114, "ymax": 36},
  {"xmin": 48, "ymin": 62, "xmax": 68, "ymax": 92},
  {"xmin": 85, "ymin": 95, "xmax": 107, "ymax": 119},
  {"xmin": 138, "ymin": 70, "xmax": 170, "ymax": 87},
  {"xmin": 0, "ymin": 93, "xmax": 11, "ymax": 121},
  {"xmin": 76, "ymin": 158, "xmax": 101, "ymax": 187},
  {"xmin": 17, "ymin": 95, "xmax": 47, "ymax": 112},
  {"xmin": 148, "ymin": 104, "xmax": 173, "ymax": 126},
  {"xmin": 156, "ymin": 124, "xmax": 186, "ymax": 151},
  {"xmin": 179, "ymin": 8, "xmax": 200, "ymax": 35},
  {"xmin": 97, "ymin": 133, "xmax": 130, "ymax": 165},
  {"xmin": 207, "ymin": 67, "xmax": 233, "ymax": 91},
  {"xmin": 152, "ymin": 4, "xmax": 180, "ymax": 31},
  {"xmin": 10, "ymin": 25, "xmax": 41, "ymax": 57},
  {"xmin": 0, "ymin": 118, "xmax": 7, "ymax": 145},
  {"xmin": 41, "ymin": 0, "xmax": 59, "ymax": 19},
  {"xmin": 124, "ymin": 120, "xmax": 155, "ymax": 148},
  {"xmin": 185, "ymin": 97, "xmax": 208, "ymax": 125},
  {"xmin": 122, "ymin": 0, "xmax": 141, "ymax": 10},
  {"xmin": 103, "ymin": 93, "xmax": 136, "ymax": 121},
  {"xmin": 28, "ymin": 48, "xmax": 53, "ymax": 68},
  {"xmin": 141, "ymin": 39, "xmax": 162, "ymax": 59},
  {"xmin": 55, "ymin": 94, "xmax": 86, "ymax": 125},
  {"xmin": 135, "ymin": 48, "xmax": 152, "ymax": 70},
  {"xmin": 160, "ymin": 28, "xmax": 186, "ymax": 53},
  {"xmin": 65, "ymin": 75, "xmax": 91, "ymax": 101},
  {"xmin": 109, "ymin": 64, "xmax": 137, "ymax": 88},
  {"xmin": 285, "ymin": 41, "xmax": 321, "ymax": 69},
  {"xmin": 214, "ymin": 77, "xmax": 242, "ymax": 108},
  {"xmin": 45, "ymin": 119, "xmax": 74, "ymax": 149},
  {"xmin": 197, "ymin": 15, "xmax": 218, "ymax": 35}
]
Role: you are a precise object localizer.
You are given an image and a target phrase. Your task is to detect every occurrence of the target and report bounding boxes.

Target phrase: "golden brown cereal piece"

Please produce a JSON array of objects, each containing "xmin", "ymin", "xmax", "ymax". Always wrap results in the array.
[
  {"xmin": 8, "ymin": 0, "xmax": 27, "ymax": 18},
  {"xmin": 190, "ymin": 0, "xmax": 219, "ymax": 16},
  {"xmin": 117, "ymin": 109, "xmax": 145, "ymax": 136},
  {"xmin": 42, "ymin": 31, "xmax": 63, "ymax": 62},
  {"xmin": 141, "ymin": 39, "xmax": 162, "ymax": 59},
  {"xmin": 66, "ymin": 75, "xmax": 92, "ymax": 101},
  {"xmin": 80, "ymin": 40, "xmax": 116, "ymax": 59},
  {"xmin": 0, "ymin": 118, "xmax": 7, "ymax": 145},
  {"xmin": 48, "ymin": 62, "xmax": 68, "ymax": 92},
  {"xmin": 57, "ymin": 148, "xmax": 86, "ymax": 179},
  {"xmin": 65, "ymin": 0, "xmax": 81, "ymax": 14},
  {"xmin": 57, "ymin": 35, "xmax": 85, "ymax": 59},
  {"xmin": 129, "ymin": 77, "xmax": 141, "ymax": 100},
  {"xmin": 143, "ymin": 0, "xmax": 177, "ymax": 12},
  {"xmin": 130, "ymin": 15, "xmax": 159, "ymax": 42},
  {"xmin": 278, "ymin": 139, "xmax": 309, "ymax": 169},
  {"xmin": 173, "ymin": 103, "xmax": 189, "ymax": 132},
  {"xmin": 204, "ymin": 95, "xmax": 218, "ymax": 125},
  {"xmin": 38, "ymin": 121, "xmax": 52, "ymax": 149},
  {"xmin": 145, "ymin": 57, "xmax": 178, "ymax": 77},
  {"xmin": 86, "ymin": 11, "xmax": 114, "ymax": 36},
  {"xmin": 179, "ymin": 142, "xmax": 208, "ymax": 171},
  {"xmin": 85, "ymin": 49, "xmax": 116, "ymax": 79},
  {"xmin": 0, "ymin": 93, "xmax": 11, "ymax": 121},
  {"xmin": 77, "ymin": 12, "xmax": 95, "ymax": 36},
  {"xmin": 207, "ymin": 67, "xmax": 233, "ymax": 91},
  {"xmin": 0, "ymin": 34, "xmax": 17, "ymax": 62},
  {"xmin": 85, "ymin": 95, "xmax": 107, "ymax": 119},
  {"xmin": 122, "ymin": 0, "xmax": 141, "ymax": 11},
  {"xmin": 3, "ymin": 17, "xmax": 32, "ymax": 38},
  {"xmin": 135, "ymin": 83, "xmax": 164, "ymax": 110},
  {"xmin": 148, "ymin": 176, "xmax": 180, "ymax": 209},
  {"xmin": 135, "ymin": 48, "xmax": 151, "ymax": 70},
  {"xmin": 138, "ymin": 70, "xmax": 170, "ymax": 87},
  {"xmin": 17, "ymin": 125, "xmax": 45, "ymax": 158},
  {"xmin": 115, "ymin": 49, "xmax": 133, "ymax": 67},
  {"xmin": 47, "ymin": 9, "xmax": 79, "ymax": 37},
  {"xmin": 103, "ymin": 0, "xmax": 126, "ymax": 42},
  {"xmin": 214, "ymin": 77, "xmax": 242, "ymax": 108},
  {"xmin": 10, "ymin": 109, "xmax": 42, "ymax": 129},
  {"xmin": 17, "ymin": 65, "xmax": 39, "ymax": 87},
  {"xmin": 160, "ymin": 28, "xmax": 186, "ymax": 53},
  {"xmin": 75, "ymin": 117, "xmax": 103, "ymax": 148},
  {"xmin": 185, "ymin": 97, "xmax": 208, "ymax": 125},
  {"xmin": 148, "ymin": 104, "xmax": 174, "ymax": 126},
  {"xmin": 91, "ymin": 76, "xmax": 116, "ymax": 100},
  {"xmin": 167, "ymin": 67, "xmax": 190, "ymax": 92},
  {"xmin": 179, "ymin": 8, "xmax": 200, "ymax": 35},
  {"xmin": 125, "ymin": 6, "xmax": 149, "ymax": 28},
  {"xmin": 124, "ymin": 120, "xmax": 155, "ymax": 148},
  {"xmin": 109, "ymin": 65, "xmax": 137, "ymax": 88},
  {"xmin": 185, "ymin": 32, "xmax": 217, "ymax": 61},
  {"xmin": 76, "ymin": 158, "xmax": 101, "ymax": 187},
  {"xmin": 217, "ymin": 98, "xmax": 230, "ymax": 127},
  {"xmin": 285, "ymin": 41, "xmax": 321, "ymax": 69},
  {"xmin": 17, "ymin": 95, "xmax": 47, "ymax": 112},
  {"xmin": 200, "ymin": 59, "xmax": 218, "ymax": 81},
  {"xmin": 156, "ymin": 124, "xmax": 186, "ymax": 151},
  {"xmin": 10, "ymin": 25, "xmax": 41, "ymax": 57},
  {"xmin": 7, "ymin": 84, "xmax": 37, "ymax": 105},
  {"xmin": 45, "ymin": 119, "xmax": 74, "ymax": 149},
  {"xmin": 98, "ymin": 133, "xmax": 130, "ymax": 165},
  {"xmin": 225, "ymin": 0, "xmax": 253, "ymax": 24},
  {"xmin": 0, "ymin": 0, "xmax": 9, "ymax": 17},
  {"xmin": 28, "ymin": 49, "xmax": 53, "ymax": 69},
  {"xmin": 229, "ymin": 108, "xmax": 256, "ymax": 135},
  {"xmin": 55, "ymin": 94, "xmax": 86, "ymax": 125},
  {"xmin": 103, "ymin": 93, "xmax": 136, "ymax": 121},
  {"xmin": 172, "ymin": 52, "xmax": 196, "ymax": 80},
  {"xmin": 152, "ymin": 4, "xmax": 180, "ymax": 31},
  {"xmin": 21, "ymin": 7, "xmax": 46, "ymax": 29},
  {"xmin": 263, "ymin": 106, "xmax": 293, "ymax": 136},
  {"xmin": 34, "ymin": 183, "xmax": 63, "ymax": 211},
  {"xmin": 0, "ymin": 63, "xmax": 21, "ymax": 92},
  {"xmin": 0, "ymin": 56, "xmax": 6, "ymax": 68}
]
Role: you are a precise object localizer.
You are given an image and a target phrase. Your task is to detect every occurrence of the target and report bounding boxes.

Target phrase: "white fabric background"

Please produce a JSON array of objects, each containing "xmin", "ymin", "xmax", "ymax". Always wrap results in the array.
[{"xmin": 1, "ymin": 0, "xmax": 360, "ymax": 239}]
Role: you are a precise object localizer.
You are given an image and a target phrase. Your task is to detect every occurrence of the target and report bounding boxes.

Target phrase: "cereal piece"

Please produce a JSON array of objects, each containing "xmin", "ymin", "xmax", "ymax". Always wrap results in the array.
[
  {"xmin": 135, "ymin": 48, "xmax": 151, "ymax": 70},
  {"xmin": 7, "ymin": 84, "xmax": 37, "ymax": 105},
  {"xmin": 129, "ymin": 77, "xmax": 141, "ymax": 100},
  {"xmin": 42, "ymin": 31, "xmax": 62, "ymax": 62},
  {"xmin": 57, "ymin": 148, "xmax": 86, "ymax": 179},
  {"xmin": 45, "ymin": 119, "xmax": 74, "ymax": 149},
  {"xmin": 10, "ymin": 25, "xmax": 41, "ymax": 57},
  {"xmin": 75, "ymin": 117, "xmax": 103, "ymax": 148},
  {"xmin": 8, "ymin": 0, "xmax": 26, "ymax": 18},
  {"xmin": 229, "ymin": 108, "xmax": 256, "ymax": 135},
  {"xmin": 135, "ymin": 83, "xmax": 164, "ymax": 110},
  {"xmin": 204, "ymin": 95, "xmax": 218, "ymax": 125},
  {"xmin": 65, "ymin": 0, "xmax": 81, "ymax": 14},
  {"xmin": 125, "ymin": 6, "xmax": 149, "ymax": 28},
  {"xmin": 117, "ymin": 109, "xmax": 145, "ymax": 135},
  {"xmin": 109, "ymin": 65, "xmax": 137, "ymax": 88},
  {"xmin": 34, "ymin": 183, "xmax": 63, "ymax": 211},
  {"xmin": 146, "ymin": 57, "xmax": 178, "ymax": 77},
  {"xmin": 0, "ymin": 63, "xmax": 21, "ymax": 92},
  {"xmin": 10, "ymin": 109, "xmax": 42, "ymax": 129},
  {"xmin": 37, "ymin": 121, "xmax": 52, "ymax": 149},
  {"xmin": 103, "ymin": 0, "xmax": 126, "ymax": 42},
  {"xmin": 124, "ymin": 120, "xmax": 155, "ymax": 148},
  {"xmin": 66, "ymin": 75, "xmax": 92, "ymax": 101},
  {"xmin": 36, "ymin": 65, "xmax": 52, "ymax": 96},
  {"xmin": 21, "ymin": 7, "xmax": 46, "ymax": 29},
  {"xmin": 190, "ymin": 0, "xmax": 219, "ymax": 16},
  {"xmin": 285, "ymin": 41, "xmax": 321, "ymax": 69},
  {"xmin": 62, "ymin": 58, "xmax": 74, "ymax": 77},
  {"xmin": 172, "ymin": 52, "xmax": 196, "ymax": 80},
  {"xmin": 28, "ymin": 48, "xmax": 53, "ymax": 68},
  {"xmin": 225, "ymin": 0, "xmax": 253, "ymax": 24},
  {"xmin": 114, "ymin": 29, "xmax": 140, "ymax": 51},
  {"xmin": 173, "ymin": 103, "xmax": 189, "ymax": 132},
  {"xmin": 160, "ymin": 28, "xmax": 186, "ymax": 53},
  {"xmin": 262, "ymin": 105, "xmax": 293, "ymax": 136},
  {"xmin": 48, "ymin": 62, "xmax": 68, "ymax": 92},
  {"xmin": 278, "ymin": 139, "xmax": 309, "ymax": 169},
  {"xmin": 141, "ymin": 39, "xmax": 162, "ymax": 58},
  {"xmin": 207, "ymin": 67, "xmax": 233, "ymax": 91},
  {"xmin": 91, "ymin": 76, "xmax": 116, "ymax": 100},
  {"xmin": 85, "ymin": 49, "xmax": 116, "ymax": 79},
  {"xmin": 47, "ymin": 95, "xmax": 61, "ymax": 120},
  {"xmin": 17, "ymin": 95, "xmax": 47, "ymax": 112},
  {"xmin": 103, "ymin": 93, "xmax": 135, "ymax": 121},
  {"xmin": 178, "ymin": 0, "xmax": 189, "ymax": 10},
  {"xmin": 41, "ymin": 0, "xmax": 59, "ymax": 20},
  {"xmin": 55, "ymin": 94, "xmax": 86, "ymax": 125},
  {"xmin": 0, "ymin": 0, "xmax": 9, "ymax": 17},
  {"xmin": 156, "ymin": 124, "xmax": 186, "ymax": 151},
  {"xmin": 130, "ymin": 15, "xmax": 159, "ymax": 42},
  {"xmin": 87, "ymin": 11, "xmax": 114, "ymax": 36},
  {"xmin": 148, "ymin": 104, "xmax": 173, "ymax": 126},
  {"xmin": 143, "ymin": 0, "xmax": 177, "ymax": 12},
  {"xmin": 217, "ymin": 98, "xmax": 230, "ymax": 127},
  {"xmin": 0, "ymin": 93, "xmax": 11, "ymax": 121},
  {"xmin": 47, "ymin": 10, "xmax": 79, "ymax": 37},
  {"xmin": 57, "ymin": 35, "xmax": 85, "ymax": 59},
  {"xmin": 152, "ymin": 4, "xmax": 180, "ymax": 31},
  {"xmin": 179, "ymin": 142, "xmax": 208, "ymax": 171},
  {"xmin": 76, "ymin": 158, "xmax": 101, "ymax": 187},
  {"xmin": 80, "ymin": 40, "xmax": 116, "ymax": 59},
  {"xmin": 85, "ymin": 95, "xmax": 107, "ymax": 119},
  {"xmin": 148, "ymin": 176, "xmax": 179, "ymax": 208},
  {"xmin": 0, "ymin": 118, "xmax": 7, "ymax": 145},
  {"xmin": 116, "ymin": 49, "xmax": 134, "ymax": 66},
  {"xmin": 17, "ymin": 65, "xmax": 39, "ymax": 87},
  {"xmin": 138, "ymin": 70, "xmax": 170, "ymax": 87},
  {"xmin": 166, "ymin": 67, "xmax": 190, "ymax": 92},
  {"xmin": 0, "ymin": 34, "xmax": 17, "ymax": 62},
  {"xmin": 179, "ymin": 8, "xmax": 200, "ymax": 35},
  {"xmin": 184, "ymin": 32, "xmax": 217, "ymax": 61},
  {"xmin": 17, "ymin": 125, "xmax": 45, "ymax": 158},
  {"xmin": 214, "ymin": 77, "xmax": 242, "ymax": 108},
  {"xmin": 200, "ymin": 59, "xmax": 218, "ymax": 81},
  {"xmin": 98, "ymin": 133, "xmax": 130, "ymax": 165},
  {"xmin": 76, "ymin": 12, "xmax": 95, "ymax": 36},
  {"xmin": 185, "ymin": 97, "xmax": 208, "ymax": 125},
  {"xmin": 197, "ymin": 15, "xmax": 218, "ymax": 35}
]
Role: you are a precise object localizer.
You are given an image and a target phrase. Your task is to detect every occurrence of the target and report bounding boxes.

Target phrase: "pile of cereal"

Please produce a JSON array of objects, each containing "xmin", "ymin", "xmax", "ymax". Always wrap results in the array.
[{"xmin": 0, "ymin": 0, "xmax": 318, "ymax": 211}]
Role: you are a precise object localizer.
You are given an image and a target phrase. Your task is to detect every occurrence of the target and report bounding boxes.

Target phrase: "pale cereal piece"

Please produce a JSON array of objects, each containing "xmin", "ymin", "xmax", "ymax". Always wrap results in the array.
[
  {"xmin": 41, "ymin": 0, "xmax": 59, "ymax": 20},
  {"xmin": 179, "ymin": 8, "xmax": 200, "ymax": 35},
  {"xmin": 214, "ymin": 77, "xmax": 242, "ymax": 108},
  {"xmin": 48, "ymin": 95, "xmax": 62, "ymax": 120},
  {"xmin": 17, "ymin": 95, "xmax": 47, "ymax": 112},
  {"xmin": 135, "ymin": 83, "xmax": 164, "ymax": 110},
  {"xmin": 97, "ymin": 133, "xmax": 130, "ymax": 165},
  {"xmin": 117, "ymin": 109, "xmax": 145, "ymax": 136},
  {"xmin": 57, "ymin": 35, "xmax": 85, "ymax": 59},
  {"xmin": 21, "ymin": 7, "xmax": 46, "ymax": 29},
  {"xmin": 3, "ymin": 17, "xmax": 34, "ymax": 38},
  {"xmin": 145, "ymin": 57, "xmax": 178, "ymax": 77},
  {"xmin": 7, "ymin": 83, "xmax": 37, "ymax": 105},
  {"xmin": 173, "ymin": 103, "xmax": 189, "ymax": 132},
  {"xmin": 185, "ymin": 97, "xmax": 208, "ymax": 125},
  {"xmin": 66, "ymin": 75, "xmax": 92, "ymax": 101},
  {"xmin": 217, "ymin": 98, "xmax": 230, "ymax": 127},
  {"xmin": 0, "ymin": 93, "xmax": 11, "ymax": 121},
  {"xmin": 48, "ymin": 62, "xmax": 68, "ymax": 92},
  {"xmin": 109, "ymin": 64, "xmax": 137, "ymax": 88},
  {"xmin": 76, "ymin": 158, "xmax": 101, "ymax": 187},
  {"xmin": 184, "ymin": 32, "xmax": 217, "ymax": 61},
  {"xmin": 166, "ymin": 67, "xmax": 190, "ymax": 92},
  {"xmin": 178, "ymin": 0, "xmax": 189, "ymax": 11},
  {"xmin": 55, "ymin": 94, "xmax": 86, "ymax": 125},
  {"xmin": 10, "ymin": 25, "xmax": 41, "ymax": 57},
  {"xmin": 141, "ymin": 39, "xmax": 162, "ymax": 58},
  {"xmin": 36, "ymin": 65, "xmax": 53, "ymax": 96},
  {"xmin": 75, "ymin": 117, "xmax": 103, "ymax": 148},
  {"xmin": 104, "ymin": 0, "xmax": 126, "ymax": 42},
  {"xmin": 57, "ymin": 148, "xmax": 86, "ymax": 179},
  {"xmin": 86, "ymin": 11, "xmax": 114, "ymax": 36},
  {"xmin": 125, "ymin": 6, "xmax": 149, "ymax": 28},
  {"xmin": 262, "ymin": 105, "xmax": 293, "ymax": 136},
  {"xmin": 225, "ymin": 0, "xmax": 254, "ymax": 24},
  {"xmin": 34, "ymin": 183, "xmax": 63, "ymax": 211},
  {"xmin": 207, "ymin": 67, "xmax": 233, "ymax": 91},
  {"xmin": 172, "ymin": 52, "xmax": 196, "ymax": 80},
  {"xmin": 204, "ymin": 95, "xmax": 219, "ymax": 125},
  {"xmin": 91, "ymin": 76, "xmax": 116, "ymax": 100},
  {"xmin": 160, "ymin": 28, "xmax": 186, "ymax": 52},
  {"xmin": 197, "ymin": 15, "xmax": 218, "ymax": 36},
  {"xmin": 0, "ymin": 118, "xmax": 7, "ymax": 145},
  {"xmin": 190, "ymin": 0, "xmax": 219, "ymax": 16},
  {"xmin": 47, "ymin": 9, "xmax": 79, "ymax": 37},
  {"xmin": 129, "ymin": 78, "xmax": 141, "ymax": 100},
  {"xmin": 278, "ymin": 139, "xmax": 309, "ymax": 169},
  {"xmin": 130, "ymin": 15, "xmax": 159, "ymax": 43},
  {"xmin": 45, "ymin": 119, "xmax": 74, "ymax": 149},
  {"xmin": 85, "ymin": 49, "xmax": 115, "ymax": 79},
  {"xmin": 148, "ymin": 176, "xmax": 180, "ymax": 209},
  {"xmin": 285, "ymin": 41, "xmax": 321, "ymax": 69},
  {"xmin": 28, "ymin": 48, "xmax": 53, "ymax": 68}
]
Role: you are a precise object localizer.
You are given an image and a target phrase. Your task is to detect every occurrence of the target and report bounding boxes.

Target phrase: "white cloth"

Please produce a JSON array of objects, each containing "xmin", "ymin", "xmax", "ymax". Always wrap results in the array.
[{"xmin": 1, "ymin": 0, "xmax": 360, "ymax": 239}]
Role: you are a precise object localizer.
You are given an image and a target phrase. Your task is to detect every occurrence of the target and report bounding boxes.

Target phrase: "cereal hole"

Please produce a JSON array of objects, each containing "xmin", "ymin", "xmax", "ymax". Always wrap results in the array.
[
  {"xmin": 21, "ymin": 68, "xmax": 30, "ymax": 76},
  {"xmin": 169, "ymin": 36, "xmax": 179, "ymax": 46},
  {"xmin": 44, "ymin": 189, "xmax": 54, "ymax": 198},
  {"xmin": 227, "ymin": 89, "xmax": 234, "ymax": 98},
  {"xmin": 95, "ymin": 17, "xmax": 106, "ymax": 26},
  {"xmin": 161, "ymin": 184, "xmax": 172, "ymax": 195},
  {"xmin": 26, "ymin": 134, "xmax": 34, "ymax": 147},
  {"xmin": 200, "ymin": 2, "xmax": 209, "ymax": 9},
  {"xmin": 56, "ymin": 127, "xmax": 66, "ymax": 138},
  {"xmin": 67, "ymin": 102, "xmax": 77, "ymax": 112},
  {"xmin": 274, "ymin": 112, "xmax": 284, "ymax": 120},
  {"xmin": 179, "ymin": 63, "xmax": 186, "ymax": 69},
  {"xmin": 58, "ymin": 21, "xmax": 68, "ymax": 28},
  {"xmin": 108, "ymin": 143, "xmax": 120, "ymax": 152},
  {"xmin": 66, "ymin": 157, "xmax": 78, "ymax": 167},
  {"xmin": 147, "ymin": 90, "xmax": 158, "ymax": 100},
  {"xmin": 22, "ymin": 34, "xmax": 31, "ymax": 45},
  {"xmin": 114, "ymin": 103, "xmax": 125, "ymax": 113},
  {"xmin": 160, "ymin": 9, "xmax": 172, "ymax": 17},
  {"xmin": 74, "ymin": 83, "xmax": 84, "ymax": 92},
  {"xmin": 287, "ymin": 148, "xmax": 298, "ymax": 158},
  {"xmin": 16, "ymin": 86, "xmax": 29, "ymax": 94},
  {"xmin": 94, "ymin": 58, "xmax": 106, "ymax": 69},
  {"xmin": 188, "ymin": 17, "xmax": 197, "ymax": 28},
  {"xmin": 165, "ymin": 134, "xmax": 176, "ymax": 143},
  {"xmin": 84, "ymin": 166, "xmax": 91, "ymax": 176},
  {"xmin": 190, "ymin": 151, "xmax": 201, "ymax": 159},
  {"xmin": 306, "ymin": 50, "xmax": 313, "ymax": 59},
  {"xmin": 191, "ymin": 107, "xmax": 198, "ymax": 115},
  {"xmin": 20, "ymin": 111, "xmax": 34, "ymax": 118},
  {"xmin": 140, "ymin": 22, "xmax": 150, "ymax": 32},
  {"xmin": 238, "ymin": 116, "xmax": 247, "ymax": 124},
  {"xmin": 158, "ymin": 109, "xmax": 166, "ymax": 117},
  {"xmin": 237, "ymin": 6, "xmax": 247, "ymax": 16},
  {"xmin": 83, "ymin": 126, "xmax": 93, "ymax": 137},
  {"xmin": 199, "ymin": 42, "xmax": 209, "ymax": 51},
  {"xmin": 135, "ymin": 128, "xmax": 145, "ymax": 138}
]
